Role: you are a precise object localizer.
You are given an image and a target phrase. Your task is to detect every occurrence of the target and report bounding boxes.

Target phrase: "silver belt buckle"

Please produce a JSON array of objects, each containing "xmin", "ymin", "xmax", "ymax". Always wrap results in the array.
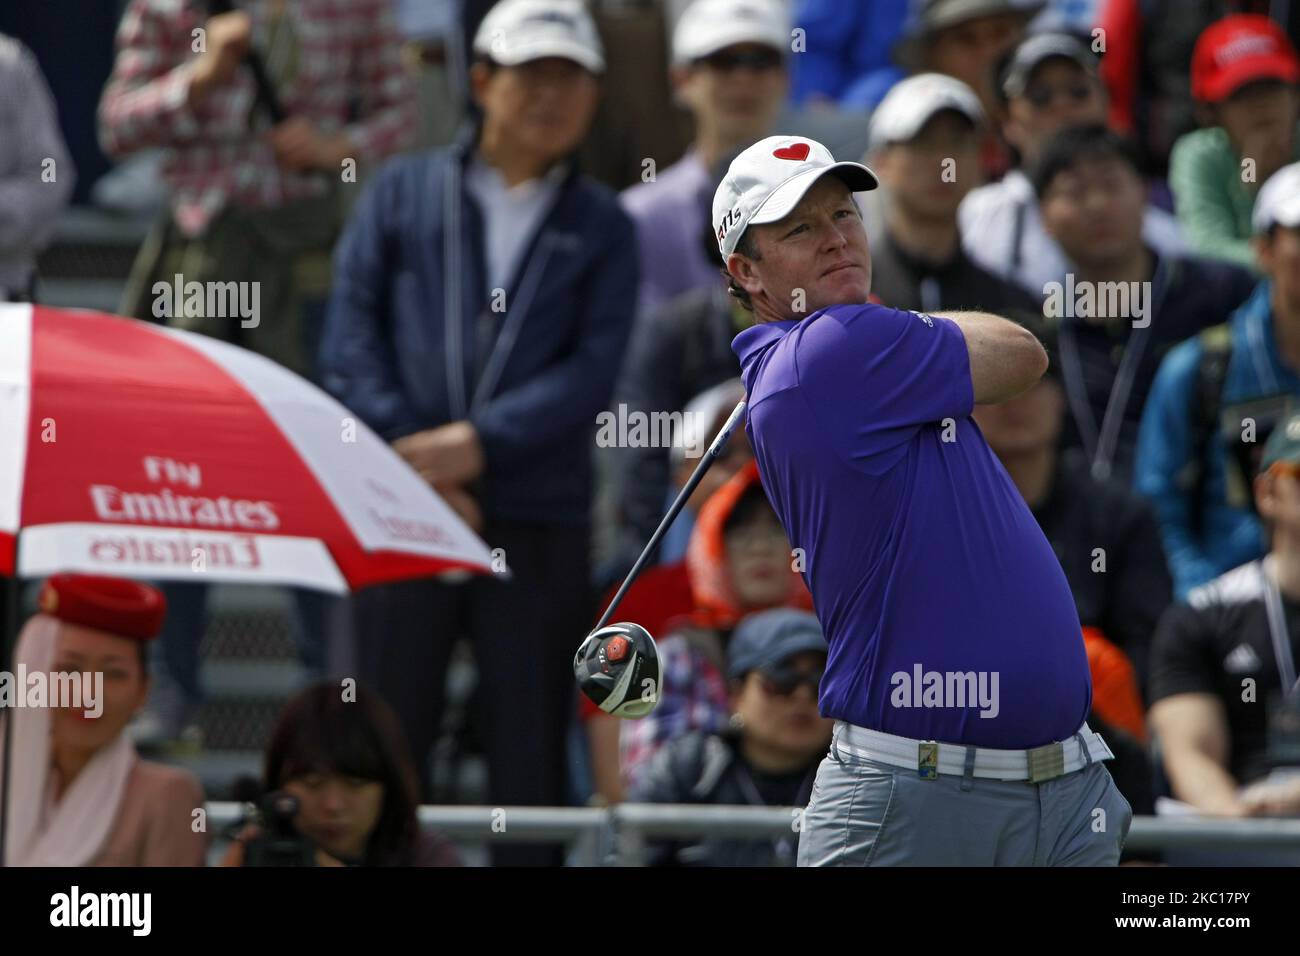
[{"xmin": 1026, "ymin": 742, "xmax": 1065, "ymax": 783}]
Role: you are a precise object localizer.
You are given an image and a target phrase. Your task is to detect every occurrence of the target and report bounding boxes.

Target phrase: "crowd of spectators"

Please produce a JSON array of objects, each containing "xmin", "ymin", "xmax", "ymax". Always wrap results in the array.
[{"xmin": 4, "ymin": 0, "xmax": 1300, "ymax": 866}]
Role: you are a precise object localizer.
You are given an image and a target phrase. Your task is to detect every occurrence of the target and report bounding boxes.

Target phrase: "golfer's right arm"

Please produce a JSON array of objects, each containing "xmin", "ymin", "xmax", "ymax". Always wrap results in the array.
[{"xmin": 936, "ymin": 311, "xmax": 1048, "ymax": 406}]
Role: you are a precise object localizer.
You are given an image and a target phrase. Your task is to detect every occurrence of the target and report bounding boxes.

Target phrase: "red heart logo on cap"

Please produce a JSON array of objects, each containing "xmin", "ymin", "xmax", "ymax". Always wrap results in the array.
[{"xmin": 772, "ymin": 142, "xmax": 810, "ymax": 161}]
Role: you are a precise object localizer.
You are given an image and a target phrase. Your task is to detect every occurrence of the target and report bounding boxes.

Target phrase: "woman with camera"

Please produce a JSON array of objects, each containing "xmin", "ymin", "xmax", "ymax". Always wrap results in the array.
[{"xmin": 222, "ymin": 681, "xmax": 461, "ymax": 867}]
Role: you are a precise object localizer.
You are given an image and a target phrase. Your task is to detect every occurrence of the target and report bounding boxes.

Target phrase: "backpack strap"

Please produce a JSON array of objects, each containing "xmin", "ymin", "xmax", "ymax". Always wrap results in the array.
[{"xmin": 1186, "ymin": 323, "xmax": 1233, "ymax": 540}]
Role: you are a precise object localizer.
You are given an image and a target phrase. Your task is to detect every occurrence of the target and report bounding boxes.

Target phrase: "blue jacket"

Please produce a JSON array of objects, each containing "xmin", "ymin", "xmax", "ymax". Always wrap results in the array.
[
  {"xmin": 1134, "ymin": 282, "xmax": 1300, "ymax": 598},
  {"xmin": 789, "ymin": 0, "xmax": 907, "ymax": 109},
  {"xmin": 320, "ymin": 135, "xmax": 638, "ymax": 525}
]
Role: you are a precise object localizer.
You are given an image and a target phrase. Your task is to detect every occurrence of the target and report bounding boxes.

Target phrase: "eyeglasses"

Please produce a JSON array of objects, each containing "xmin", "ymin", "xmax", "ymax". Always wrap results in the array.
[
  {"xmin": 696, "ymin": 49, "xmax": 783, "ymax": 73},
  {"xmin": 1023, "ymin": 82, "xmax": 1094, "ymax": 109},
  {"xmin": 758, "ymin": 666, "xmax": 824, "ymax": 697}
]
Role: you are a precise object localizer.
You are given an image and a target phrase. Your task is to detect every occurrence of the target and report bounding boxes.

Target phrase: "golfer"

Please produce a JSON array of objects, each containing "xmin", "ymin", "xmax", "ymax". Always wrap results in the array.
[{"xmin": 716, "ymin": 134, "xmax": 1132, "ymax": 866}]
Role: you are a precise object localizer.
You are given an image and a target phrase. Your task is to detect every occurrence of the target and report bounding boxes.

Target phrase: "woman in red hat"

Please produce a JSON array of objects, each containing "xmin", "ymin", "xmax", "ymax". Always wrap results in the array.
[{"xmin": 0, "ymin": 573, "xmax": 209, "ymax": 866}]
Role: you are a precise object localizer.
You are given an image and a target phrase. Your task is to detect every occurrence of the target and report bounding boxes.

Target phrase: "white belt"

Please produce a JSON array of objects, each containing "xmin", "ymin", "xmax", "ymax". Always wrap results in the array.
[{"xmin": 832, "ymin": 720, "xmax": 1114, "ymax": 783}]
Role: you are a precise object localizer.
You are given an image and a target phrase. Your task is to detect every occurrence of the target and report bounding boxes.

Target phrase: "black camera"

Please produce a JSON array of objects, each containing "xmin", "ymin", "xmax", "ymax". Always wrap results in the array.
[{"xmin": 237, "ymin": 788, "xmax": 318, "ymax": 867}]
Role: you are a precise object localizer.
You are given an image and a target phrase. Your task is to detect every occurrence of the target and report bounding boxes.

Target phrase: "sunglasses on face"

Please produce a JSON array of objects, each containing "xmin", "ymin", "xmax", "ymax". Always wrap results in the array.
[
  {"xmin": 1023, "ymin": 82, "xmax": 1094, "ymax": 109},
  {"xmin": 758, "ymin": 666, "xmax": 824, "ymax": 697},
  {"xmin": 697, "ymin": 49, "xmax": 783, "ymax": 73}
]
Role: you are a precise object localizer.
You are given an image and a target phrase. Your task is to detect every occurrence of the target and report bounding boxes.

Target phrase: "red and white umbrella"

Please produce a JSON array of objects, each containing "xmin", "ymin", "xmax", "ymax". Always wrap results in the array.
[{"xmin": 0, "ymin": 304, "xmax": 495, "ymax": 591}]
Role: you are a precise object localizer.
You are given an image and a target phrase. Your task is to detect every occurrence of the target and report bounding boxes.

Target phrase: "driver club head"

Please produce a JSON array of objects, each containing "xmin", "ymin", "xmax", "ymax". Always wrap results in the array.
[{"xmin": 573, "ymin": 622, "xmax": 661, "ymax": 719}]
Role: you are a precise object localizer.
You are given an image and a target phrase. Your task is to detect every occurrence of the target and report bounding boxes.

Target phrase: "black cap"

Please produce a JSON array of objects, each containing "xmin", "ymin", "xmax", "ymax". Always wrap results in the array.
[{"xmin": 1002, "ymin": 32, "xmax": 1098, "ymax": 99}]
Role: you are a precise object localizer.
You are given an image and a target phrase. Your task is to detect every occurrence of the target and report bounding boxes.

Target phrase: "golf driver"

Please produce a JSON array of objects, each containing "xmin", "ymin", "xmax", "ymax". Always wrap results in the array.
[{"xmin": 574, "ymin": 399, "xmax": 749, "ymax": 718}]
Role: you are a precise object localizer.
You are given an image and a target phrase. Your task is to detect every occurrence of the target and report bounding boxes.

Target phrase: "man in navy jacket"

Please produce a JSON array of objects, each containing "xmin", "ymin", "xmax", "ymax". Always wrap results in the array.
[{"xmin": 320, "ymin": 0, "xmax": 637, "ymax": 865}]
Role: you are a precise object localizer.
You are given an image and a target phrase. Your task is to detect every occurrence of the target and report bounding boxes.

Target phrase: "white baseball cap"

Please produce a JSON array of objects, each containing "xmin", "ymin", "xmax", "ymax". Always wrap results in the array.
[
  {"xmin": 472, "ymin": 0, "xmax": 605, "ymax": 73},
  {"xmin": 713, "ymin": 135, "xmax": 878, "ymax": 258},
  {"xmin": 672, "ymin": 0, "xmax": 789, "ymax": 65},
  {"xmin": 868, "ymin": 73, "xmax": 984, "ymax": 150},
  {"xmin": 1253, "ymin": 162, "xmax": 1300, "ymax": 234}
]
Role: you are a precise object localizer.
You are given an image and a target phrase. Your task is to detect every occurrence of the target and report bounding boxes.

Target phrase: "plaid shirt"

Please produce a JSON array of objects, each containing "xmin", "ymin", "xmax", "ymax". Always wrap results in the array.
[
  {"xmin": 99, "ymin": 0, "xmax": 416, "ymax": 237},
  {"xmin": 620, "ymin": 632, "xmax": 730, "ymax": 791}
]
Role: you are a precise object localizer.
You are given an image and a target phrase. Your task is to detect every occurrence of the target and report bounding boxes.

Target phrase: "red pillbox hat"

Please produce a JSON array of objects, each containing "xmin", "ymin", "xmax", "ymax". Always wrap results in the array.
[{"xmin": 37, "ymin": 574, "xmax": 166, "ymax": 641}]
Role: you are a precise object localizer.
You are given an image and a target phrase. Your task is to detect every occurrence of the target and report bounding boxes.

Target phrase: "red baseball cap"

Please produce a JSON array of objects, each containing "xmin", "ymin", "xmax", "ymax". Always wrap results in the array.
[
  {"xmin": 37, "ymin": 573, "xmax": 167, "ymax": 641},
  {"xmin": 1192, "ymin": 14, "xmax": 1299, "ymax": 103}
]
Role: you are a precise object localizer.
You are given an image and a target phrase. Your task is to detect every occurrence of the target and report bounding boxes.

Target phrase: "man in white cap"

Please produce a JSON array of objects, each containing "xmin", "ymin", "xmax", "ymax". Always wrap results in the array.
[
  {"xmin": 893, "ymin": 0, "xmax": 1045, "ymax": 179},
  {"xmin": 718, "ymin": 134, "xmax": 1132, "ymax": 865},
  {"xmin": 320, "ymin": 0, "xmax": 637, "ymax": 866},
  {"xmin": 864, "ymin": 72, "xmax": 1038, "ymax": 317},
  {"xmin": 622, "ymin": 0, "xmax": 790, "ymax": 316}
]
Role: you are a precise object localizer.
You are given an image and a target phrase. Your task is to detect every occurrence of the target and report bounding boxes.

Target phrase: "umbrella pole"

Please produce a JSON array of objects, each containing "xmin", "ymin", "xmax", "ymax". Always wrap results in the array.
[{"xmin": 0, "ymin": 567, "xmax": 18, "ymax": 867}]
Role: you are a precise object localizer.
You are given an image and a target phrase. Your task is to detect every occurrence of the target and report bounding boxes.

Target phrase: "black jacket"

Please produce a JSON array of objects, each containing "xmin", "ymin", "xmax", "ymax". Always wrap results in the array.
[
  {"xmin": 1033, "ymin": 448, "xmax": 1173, "ymax": 697},
  {"xmin": 868, "ymin": 228, "xmax": 1042, "ymax": 318},
  {"xmin": 611, "ymin": 285, "xmax": 743, "ymax": 542},
  {"xmin": 320, "ymin": 130, "xmax": 638, "ymax": 524},
  {"xmin": 628, "ymin": 729, "xmax": 818, "ymax": 867}
]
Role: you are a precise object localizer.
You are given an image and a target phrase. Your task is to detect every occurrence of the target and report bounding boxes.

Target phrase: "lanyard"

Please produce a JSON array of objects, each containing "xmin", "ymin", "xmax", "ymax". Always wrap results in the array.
[
  {"xmin": 1258, "ymin": 558, "xmax": 1300, "ymax": 702},
  {"xmin": 1058, "ymin": 319, "xmax": 1149, "ymax": 482},
  {"xmin": 1056, "ymin": 259, "xmax": 1169, "ymax": 482},
  {"xmin": 733, "ymin": 759, "xmax": 814, "ymax": 865}
]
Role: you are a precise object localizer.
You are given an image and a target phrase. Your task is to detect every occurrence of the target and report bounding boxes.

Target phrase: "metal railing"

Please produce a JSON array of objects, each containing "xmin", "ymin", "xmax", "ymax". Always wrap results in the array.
[{"xmin": 205, "ymin": 803, "xmax": 1300, "ymax": 866}]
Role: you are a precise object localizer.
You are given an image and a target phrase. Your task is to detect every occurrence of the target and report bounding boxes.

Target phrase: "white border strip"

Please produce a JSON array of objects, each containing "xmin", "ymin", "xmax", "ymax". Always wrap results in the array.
[
  {"xmin": 0, "ymin": 303, "xmax": 33, "ymax": 535},
  {"xmin": 18, "ymin": 522, "xmax": 348, "ymax": 593}
]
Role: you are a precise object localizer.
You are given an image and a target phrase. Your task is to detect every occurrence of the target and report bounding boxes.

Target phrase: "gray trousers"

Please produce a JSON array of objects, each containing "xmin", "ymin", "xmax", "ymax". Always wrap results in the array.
[{"xmin": 797, "ymin": 725, "xmax": 1133, "ymax": 866}]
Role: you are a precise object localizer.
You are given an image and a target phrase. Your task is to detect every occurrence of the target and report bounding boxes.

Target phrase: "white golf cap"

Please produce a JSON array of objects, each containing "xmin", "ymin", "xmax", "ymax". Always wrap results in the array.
[
  {"xmin": 713, "ymin": 135, "xmax": 878, "ymax": 258},
  {"xmin": 472, "ymin": 0, "xmax": 605, "ymax": 73},
  {"xmin": 672, "ymin": 0, "xmax": 789, "ymax": 65},
  {"xmin": 1253, "ymin": 162, "xmax": 1300, "ymax": 234},
  {"xmin": 868, "ymin": 73, "xmax": 984, "ymax": 150}
]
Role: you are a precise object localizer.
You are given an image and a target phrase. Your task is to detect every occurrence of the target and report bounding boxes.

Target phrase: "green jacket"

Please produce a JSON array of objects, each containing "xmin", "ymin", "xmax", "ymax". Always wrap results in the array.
[{"xmin": 1169, "ymin": 123, "xmax": 1300, "ymax": 273}]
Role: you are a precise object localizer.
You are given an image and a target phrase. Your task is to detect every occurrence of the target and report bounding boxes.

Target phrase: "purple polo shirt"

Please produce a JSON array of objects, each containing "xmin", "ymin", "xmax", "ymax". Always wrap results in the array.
[{"xmin": 733, "ymin": 303, "xmax": 1091, "ymax": 749}]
